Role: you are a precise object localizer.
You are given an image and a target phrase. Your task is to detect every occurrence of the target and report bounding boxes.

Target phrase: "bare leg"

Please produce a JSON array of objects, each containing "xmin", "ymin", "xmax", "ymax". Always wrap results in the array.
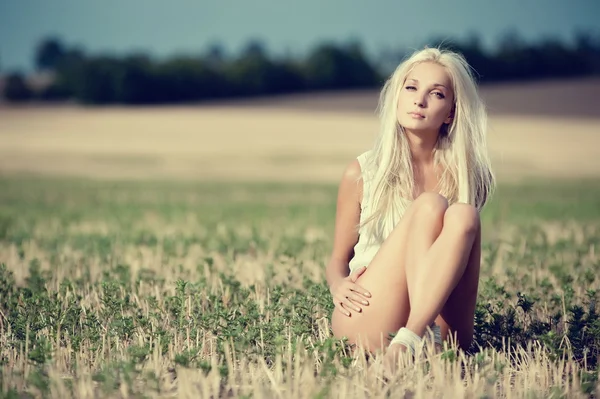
[
  {"xmin": 402, "ymin": 203, "xmax": 480, "ymax": 345},
  {"xmin": 331, "ymin": 193, "xmax": 447, "ymax": 353},
  {"xmin": 380, "ymin": 203, "xmax": 481, "ymax": 376},
  {"xmin": 379, "ymin": 193, "xmax": 448, "ymax": 370},
  {"xmin": 438, "ymin": 210, "xmax": 481, "ymax": 349},
  {"xmin": 403, "ymin": 194, "xmax": 448, "ymax": 320},
  {"xmin": 332, "ymin": 196, "xmax": 481, "ymax": 368}
]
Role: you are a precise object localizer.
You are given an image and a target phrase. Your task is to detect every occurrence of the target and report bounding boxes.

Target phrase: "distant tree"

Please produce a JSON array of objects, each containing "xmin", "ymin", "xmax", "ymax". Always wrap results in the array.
[
  {"xmin": 226, "ymin": 39, "xmax": 289, "ymax": 96},
  {"xmin": 20, "ymin": 30, "xmax": 600, "ymax": 105},
  {"xmin": 111, "ymin": 54, "xmax": 158, "ymax": 104},
  {"xmin": 574, "ymin": 31, "xmax": 600, "ymax": 74},
  {"xmin": 67, "ymin": 56, "xmax": 122, "ymax": 104},
  {"xmin": 303, "ymin": 42, "xmax": 380, "ymax": 90},
  {"xmin": 494, "ymin": 29, "xmax": 538, "ymax": 80},
  {"xmin": 35, "ymin": 37, "xmax": 66, "ymax": 71},
  {"xmin": 242, "ymin": 39, "xmax": 268, "ymax": 59},
  {"xmin": 537, "ymin": 37, "xmax": 577, "ymax": 77},
  {"xmin": 156, "ymin": 56, "xmax": 226, "ymax": 102},
  {"xmin": 227, "ymin": 53, "xmax": 273, "ymax": 96},
  {"xmin": 375, "ymin": 46, "xmax": 407, "ymax": 77},
  {"xmin": 204, "ymin": 43, "xmax": 227, "ymax": 67},
  {"xmin": 3, "ymin": 73, "xmax": 33, "ymax": 102},
  {"xmin": 47, "ymin": 47, "xmax": 87, "ymax": 101},
  {"xmin": 265, "ymin": 60, "xmax": 306, "ymax": 94},
  {"xmin": 36, "ymin": 83, "xmax": 71, "ymax": 101}
]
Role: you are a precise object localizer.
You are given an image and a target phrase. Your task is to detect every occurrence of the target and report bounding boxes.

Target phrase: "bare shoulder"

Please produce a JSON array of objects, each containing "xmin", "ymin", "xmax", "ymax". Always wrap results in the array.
[
  {"xmin": 343, "ymin": 158, "xmax": 362, "ymax": 181},
  {"xmin": 339, "ymin": 159, "xmax": 363, "ymax": 202}
]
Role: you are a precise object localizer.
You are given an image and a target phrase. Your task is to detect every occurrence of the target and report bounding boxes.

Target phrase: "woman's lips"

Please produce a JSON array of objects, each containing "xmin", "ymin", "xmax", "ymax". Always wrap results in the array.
[{"xmin": 408, "ymin": 112, "xmax": 425, "ymax": 119}]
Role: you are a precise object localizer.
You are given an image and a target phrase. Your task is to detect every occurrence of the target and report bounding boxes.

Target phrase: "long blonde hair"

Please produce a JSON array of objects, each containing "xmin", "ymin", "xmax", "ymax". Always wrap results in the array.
[{"xmin": 360, "ymin": 47, "xmax": 495, "ymax": 243}]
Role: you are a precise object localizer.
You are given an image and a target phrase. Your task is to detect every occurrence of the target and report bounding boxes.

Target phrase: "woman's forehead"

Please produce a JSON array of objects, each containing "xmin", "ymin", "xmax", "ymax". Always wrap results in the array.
[{"xmin": 406, "ymin": 63, "xmax": 452, "ymax": 85}]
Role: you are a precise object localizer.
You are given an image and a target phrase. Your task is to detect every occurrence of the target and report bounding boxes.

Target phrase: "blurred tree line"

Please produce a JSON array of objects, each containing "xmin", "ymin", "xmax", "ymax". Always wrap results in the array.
[{"xmin": 2, "ymin": 31, "xmax": 600, "ymax": 104}]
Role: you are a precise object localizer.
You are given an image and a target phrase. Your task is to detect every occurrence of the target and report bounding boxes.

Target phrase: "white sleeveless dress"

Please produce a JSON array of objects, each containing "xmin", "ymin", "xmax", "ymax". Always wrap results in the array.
[{"xmin": 347, "ymin": 150, "xmax": 384, "ymax": 274}]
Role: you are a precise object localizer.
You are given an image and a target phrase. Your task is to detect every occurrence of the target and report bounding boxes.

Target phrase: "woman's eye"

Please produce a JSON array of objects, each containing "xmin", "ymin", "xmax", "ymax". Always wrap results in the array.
[
  {"xmin": 433, "ymin": 92, "xmax": 445, "ymax": 99},
  {"xmin": 405, "ymin": 86, "xmax": 416, "ymax": 90}
]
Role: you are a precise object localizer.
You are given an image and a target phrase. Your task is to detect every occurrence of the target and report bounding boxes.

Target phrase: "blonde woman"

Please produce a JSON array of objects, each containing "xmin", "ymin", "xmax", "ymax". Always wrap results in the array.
[{"xmin": 326, "ymin": 47, "xmax": 495, "ymax": 372}]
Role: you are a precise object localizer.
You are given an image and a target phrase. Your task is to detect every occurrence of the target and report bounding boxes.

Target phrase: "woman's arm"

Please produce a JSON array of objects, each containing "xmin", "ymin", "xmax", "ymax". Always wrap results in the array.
[{"xmin": 325, "ymin": 159, "xmax": 363, "ymax": 291}]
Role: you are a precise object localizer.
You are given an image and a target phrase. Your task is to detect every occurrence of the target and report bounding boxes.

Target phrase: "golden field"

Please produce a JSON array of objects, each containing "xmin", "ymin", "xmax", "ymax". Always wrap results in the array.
[{"xmin": 0, "ymin": 78, "xmax": 599, "ymax": 183}]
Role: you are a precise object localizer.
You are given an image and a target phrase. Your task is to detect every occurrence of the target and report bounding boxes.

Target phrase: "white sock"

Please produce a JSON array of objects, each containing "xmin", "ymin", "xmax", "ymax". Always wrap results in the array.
[
  {"xmin": 390, "ymin": 322, "xmax": 442, "ymax": 356},
  {"xmin": 390, "ymin": 327, "xmax": 423, "ymax": 356}
]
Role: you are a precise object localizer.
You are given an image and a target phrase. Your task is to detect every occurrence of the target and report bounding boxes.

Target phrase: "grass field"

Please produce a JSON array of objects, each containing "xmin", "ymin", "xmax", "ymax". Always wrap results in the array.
[
  {"xmin": 1, "ymin": 176, "xmax": 600, "ymax": 398},
  {"xmin": 1, "ymin": 79, "xmax": 600, "ymax": 397}
]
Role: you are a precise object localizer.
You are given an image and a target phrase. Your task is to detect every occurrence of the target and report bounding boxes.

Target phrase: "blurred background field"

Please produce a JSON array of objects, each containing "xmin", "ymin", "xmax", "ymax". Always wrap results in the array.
[
  {"xmin": 1, "ymin": 80, "xmax": 599, "ymax": 183},
  {"xmin": 1, "ymin": 1, "xmax": 600, "ymax": 397}
]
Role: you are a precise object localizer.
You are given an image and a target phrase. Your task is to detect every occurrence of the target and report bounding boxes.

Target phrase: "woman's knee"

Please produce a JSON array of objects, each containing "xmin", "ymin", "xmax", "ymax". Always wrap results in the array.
[
  {"xmin": 444, "ymin": 203, "xmax": 480, "ymax": 236},
  {"xmin": 412, "ymin": 192, "xmax": 448, "ymax": 220}
]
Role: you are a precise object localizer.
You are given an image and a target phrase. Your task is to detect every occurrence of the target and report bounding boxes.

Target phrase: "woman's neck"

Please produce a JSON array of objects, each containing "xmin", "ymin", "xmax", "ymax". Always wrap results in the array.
[{"xmin": 405, "ymin": 129, "xmax": 438, "ymax": 167}]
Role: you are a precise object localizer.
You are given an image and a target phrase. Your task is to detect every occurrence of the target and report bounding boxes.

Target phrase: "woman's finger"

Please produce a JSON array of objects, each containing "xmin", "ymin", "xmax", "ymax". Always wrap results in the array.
[
  {"xmin": 343, "ymin": 296, "xmax": 362, "ymax": 313},
  {"xmin": 334, "ymin": 295, "xmax": 352, "ymax": 315},
  {"xmin": 347, "ymin": 292, "xmax": 369, "ymax": 306},
  {"xmin": 335, "ymin": 292, "xmax": 358, "ymax": 313},
  {"xmin": 336, "ymin": 302, "xmax": 351, "ymax": 317},
  {"xmin": 350, "ymin": 266, "xmax": 367, "ymax": 282},
  {"xmin": 349, "ymin": 283, "xmax": 371, "ymax": 298}
]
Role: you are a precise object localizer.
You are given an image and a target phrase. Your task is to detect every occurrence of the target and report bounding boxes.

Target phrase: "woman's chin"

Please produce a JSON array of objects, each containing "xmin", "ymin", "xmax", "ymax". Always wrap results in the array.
[
  {"xmin": 398, "ymin": 123, "xmax": 441, "ymax": 138},
  {"xmin": 398, "ymin": 119, "xmax": 427, "ymax": 130}
]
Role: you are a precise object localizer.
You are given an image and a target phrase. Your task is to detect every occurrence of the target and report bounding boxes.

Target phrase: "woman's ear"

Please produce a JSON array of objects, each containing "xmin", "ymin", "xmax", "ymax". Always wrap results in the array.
[{"xmin": 444, "ymin": 107, "xmax": 455, "ymax": 124}]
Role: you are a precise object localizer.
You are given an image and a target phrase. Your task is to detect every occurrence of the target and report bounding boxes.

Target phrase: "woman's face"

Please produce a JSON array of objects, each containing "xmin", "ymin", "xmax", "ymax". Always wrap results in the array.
[{"xmin": 396, "ymin": 62, "xmax": 455, "ymax": 135}]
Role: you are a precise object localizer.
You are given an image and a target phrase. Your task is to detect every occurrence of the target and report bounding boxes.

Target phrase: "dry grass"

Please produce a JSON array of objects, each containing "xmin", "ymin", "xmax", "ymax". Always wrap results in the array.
[
  {"xmin": 1, "ymin": 179, "xmax": 600, "ymax": 397},
  {"xmin": 1, "ymin": 219, "xmax": 598, "ymax": 398}
]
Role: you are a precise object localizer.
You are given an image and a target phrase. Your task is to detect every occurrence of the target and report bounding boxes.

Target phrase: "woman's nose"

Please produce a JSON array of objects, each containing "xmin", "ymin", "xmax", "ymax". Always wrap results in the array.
[{"xmin": 414, "ymin": 93, "xmax": 426, "ymax": 107}]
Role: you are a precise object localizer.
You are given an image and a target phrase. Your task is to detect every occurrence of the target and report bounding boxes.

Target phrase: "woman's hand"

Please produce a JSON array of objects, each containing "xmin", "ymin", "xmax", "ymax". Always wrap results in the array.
[{"xmin": 330, "ymin": 266, "xmax": 371, "ymax": 317}]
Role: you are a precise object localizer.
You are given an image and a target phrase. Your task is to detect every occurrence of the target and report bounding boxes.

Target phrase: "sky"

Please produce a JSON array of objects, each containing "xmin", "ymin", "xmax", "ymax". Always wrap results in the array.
[{"xmin": 1, "ymin": 0, "xmax": 599, "ymax": 72}]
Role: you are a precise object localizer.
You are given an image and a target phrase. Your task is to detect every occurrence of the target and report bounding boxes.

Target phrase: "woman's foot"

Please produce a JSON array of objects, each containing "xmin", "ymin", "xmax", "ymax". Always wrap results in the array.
[{"xmin": 381, "ymin": 324, "xmax": 443, "ymax": 377}]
